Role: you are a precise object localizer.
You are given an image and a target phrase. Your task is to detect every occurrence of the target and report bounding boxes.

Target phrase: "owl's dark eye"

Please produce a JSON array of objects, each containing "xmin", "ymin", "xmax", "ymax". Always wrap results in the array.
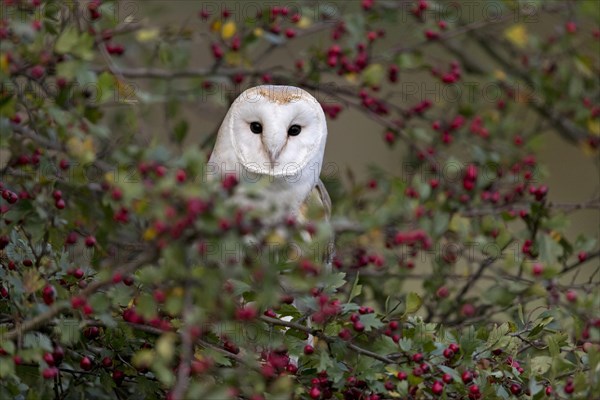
[
  {"xmin": 287, "ymin": 124, "xmax": 302, "ymax": 136},
  {"xmin": 250, "ymin": 122, "xmax": 263, "ymax": 134}
]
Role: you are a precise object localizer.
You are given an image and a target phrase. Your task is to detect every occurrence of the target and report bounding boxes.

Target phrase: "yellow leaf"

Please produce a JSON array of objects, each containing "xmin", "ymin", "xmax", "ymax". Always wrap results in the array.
[
  {"xmin": 132, "ymin": 199, "xmax": 148, "ymax": 213},
  {"xmin": 210, "ymin": 20, "xmax": 222, "ymax": 33},
  {"xmin": 449, "ymin": 214, "xmax": 470, "ymax": 233},
  {"xmin": 588, "ymin": 118, "xmax": 600, "ymax": 136},
  {"xmin": 143, "ymin": 227, "xmax": 157, "ymax": 241},
  {"xmin": 549, "ymin": 230, "xmax": 561, "ymax": 242},
  {"xmin": 344, "ymin": 72, "xmax": 358, "ymax": 84},
  {"xmin": 66, "ymin": 136, "xmax": 96, "ymax": 163},
  {"xmin": 132, "ymin": 349, "xmax": 155, "ymax": 368},
  {"xmin": 0, "ymin": 53, "xmax": 9, "ymax": 74},
  {"xmin": 104, "ymin": 172, "xmax": 116, "ymax": 184},
  {"xmin": 221, "ymin": 21, "xmax": 236, "ymax": 40},
  {"xmin": 135, "ymin": 28, "xmax": 160, "ymax": 42},
  {"xmin": 225, "ymin": 52, "xmax": 243, "ymax": 66},
  {"xmin": 297, "ymin": 16, "xmax": 312, "ymax": 29},
  {"xmin": 116, "ymin": 80, "xmax": 137, "ymax": 103},
  {"xmin": 493, "ymin": 69, "xmax": 507, "ymax": 81},
  {"xmin": 504, "ymin": 24, "xmax": 528, "ymax": 48},
  {"xmin": 253, "ymin": 27, "xmax": 264, "ymax": 37},
  {"xmin": 581, "ymin": 141, "xmax": 598, "ymax": 157},
  {"xmin": 171, "ymin": 287, "xmax": 184, "ymax": 297},
  {"xmin": 266, "ymin": 230, "xmax": 287, "ymax": 247},
  {"xmin": 156, "ymin": 333, "xmax": 177, "ymax": 362},
  {"xmin": 23, "ymin": 269, "xmax": 44, "ymax": 294}
]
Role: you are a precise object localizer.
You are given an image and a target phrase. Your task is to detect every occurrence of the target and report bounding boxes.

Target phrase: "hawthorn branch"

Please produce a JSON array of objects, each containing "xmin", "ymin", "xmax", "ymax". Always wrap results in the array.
[
  {"xmin": 560, "ymin": 250, "xmax": 600, "ymax": 276},
  {"xmin": 460, "ymin": 198, "xmax": 600, "ymax": 217},
  {"xmin": 171, "ymin": 284, "xmax": 195, "ymax": 400},
  {"xmin": 2, "ymin": 249, "xmax": 157, "ymax": 342},
  {"xmin": 258, "ymin": 316, "xmax": 397, "ymax": 365},
  {"xmin": 453, "ymin": 240, "xmax": 514, "ymax": 306}
]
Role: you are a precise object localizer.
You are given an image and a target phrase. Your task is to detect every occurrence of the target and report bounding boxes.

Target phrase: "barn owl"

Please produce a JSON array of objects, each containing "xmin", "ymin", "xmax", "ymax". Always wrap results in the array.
[{"xmin": 208, "ymin": 85, "xmax": 331, "ymax": 224}]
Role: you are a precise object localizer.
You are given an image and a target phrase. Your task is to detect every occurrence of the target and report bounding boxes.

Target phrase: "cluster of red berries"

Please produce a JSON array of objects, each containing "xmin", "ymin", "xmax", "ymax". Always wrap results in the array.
[
  {"xmin": 308, "ymin": 370, "xmax": 334, "ymax": 399},
  {"xmin": 432, "ymin": 61, "xmax": 462, "ymax": 85},
  {"xmin": 311, "ymin": 293, "xmax": 342, "ymax": 324}
]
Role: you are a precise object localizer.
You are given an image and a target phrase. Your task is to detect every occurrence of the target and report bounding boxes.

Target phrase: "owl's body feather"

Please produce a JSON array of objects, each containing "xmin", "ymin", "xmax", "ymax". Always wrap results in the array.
[{"xmin": 209, "ymin": 85, "xmax": 330, "ymax": 220}]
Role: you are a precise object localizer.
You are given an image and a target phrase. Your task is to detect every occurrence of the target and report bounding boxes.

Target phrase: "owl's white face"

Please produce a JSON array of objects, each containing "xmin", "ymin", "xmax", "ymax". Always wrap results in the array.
[{"xmin": 223, "ymin": 86, "xmax": 327, "ymax": 177}]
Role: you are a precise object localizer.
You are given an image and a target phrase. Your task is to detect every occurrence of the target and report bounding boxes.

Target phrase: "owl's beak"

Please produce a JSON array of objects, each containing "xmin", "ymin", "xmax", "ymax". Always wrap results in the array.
[{"xmin": 261, "ymin": 136, "xmax": 285, "ymax": 166}]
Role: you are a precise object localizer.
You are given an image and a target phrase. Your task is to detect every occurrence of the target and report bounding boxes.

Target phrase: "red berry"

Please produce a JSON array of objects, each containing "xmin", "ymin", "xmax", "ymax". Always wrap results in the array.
[
  {"xmin": 304, "ymin": 345, "xmax": 315, "ymax": 355},
  {"xmin": 577, "ymin": 251, "xmax": 587, "ymax": 262},
  {"xmin": 436, "ymin": 286, "xmax": 449, "ymax": 298},
  {"xmin": 72, "ymin": 268, "xmax": 84, "ymax": 279},
  {"xmin": 565, "ymin": 21, "xmax": 577, "ymax": 34},
  {"xmin": 30, "ymin": 65, "xmax": 45, "ymax": 79},
  {"xmin": 84, "ymin": 236, "xmax": 96, "ymax": 247},
  {"xmin": 82, "ymin": 304, "xmax": 94, "ymax": 315},
  {"xmin": 397, "ymin": 371, "xmax": 408, "ymax": 380},
  {"xmin": 510, "ymin": 383, "xmax": 522, "ymax": 395},
  {"xmin": 442, "ymin": 373, "xmax": 453, "ymax": 384},
  {"xmin": 52, "ymin": 346, "xmax": 64, "ymax": 364},
  {"xmin": 42, "ymin": 367, "xmax": 58, "ymax": 379},
  {"xmin": 338, "ymin": 328, "xmax": 352, "ymax": 341},
  {"xmin": 461, "ymin": 370, "xmax": 473, "ymax": 384},
  {"xmin": 55, "ymin": 199, "xmax": 66, "ymax": 209},
  {"xmin": 432, "ymin": 380, "xmax": 444, "ymax": 395},
  {"xmin": 284, "ymin": 28, "xmax": 296, "ymax": 38},
  {"xmin": 80, "ymin": 356, "xmax": 93, "ymax": 371},
  {"xmin": 566, "ymin": 290, "xmax": 577, "ymax": 303},
  {"xmin": 259, "ymin": 307, "xmax": 276, "ymax": 318},
  {"xmin": 102, "ymin": 356, "xmax": 113, "ymax": 368},
  {"xmin": 412, "ymin": 353, "xmax": 423, "ymax": 363},
  {"xmin": 532, "ymin": 263, "xmax": 543, "ymax": 276},
  {"xmin": 443, "ymin": 348, "xmax": 454, "ymax": 359},
  {"xmin": 42, "ymin": 285, "xmax": 56, "ymax": 305},
  {"xmin": 71, "ymin": 296, "xmax": 86, "ymax": 309},
  {"xmin": 353, "ymin": 321, "xmax": 365, "ymax": 332},
  {"xmin": 43, "ymin": 352, "xmax": 55, "ymax": 366},
  {"xmin": 564, "ymin": 383, "xmax": 574, "ymax": 394},
  {"xmin": 545, "ymin": 386, "xmax": 553, "ymax": 396},
  {"xmin": 309, "ymin": 386, "xmax": 321, "ymax": 399},
  {"xmin": 112, "ymin": 370, "xmax": 125, "ymax": 385},
  {"xmin": 470, "ymin": 385, "xmax": 480, "ymax": 395}
]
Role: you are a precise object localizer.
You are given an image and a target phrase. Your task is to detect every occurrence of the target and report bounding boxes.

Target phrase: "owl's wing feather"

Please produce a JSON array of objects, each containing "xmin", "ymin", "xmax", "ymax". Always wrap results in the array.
[
  {"xmin": 299, "ymin": 179, "xmax": 331, "ymax": 222},
  {"xmin": 298, "ymin": 180, "xmax": 334, "ymax": 267}
]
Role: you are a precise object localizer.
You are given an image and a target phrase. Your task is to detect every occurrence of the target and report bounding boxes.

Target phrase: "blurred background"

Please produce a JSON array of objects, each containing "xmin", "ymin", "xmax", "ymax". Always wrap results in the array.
[{"xmin": 107, "ymin": 0, "xmax": 598, "ymax": 242}]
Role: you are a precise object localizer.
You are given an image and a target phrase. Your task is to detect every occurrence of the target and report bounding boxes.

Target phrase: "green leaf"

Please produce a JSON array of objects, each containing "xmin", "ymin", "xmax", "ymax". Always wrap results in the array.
[
  {"xmin": 173, "ymin": 120, "xmax": 189, "ymax": 144},
  {"xmin": 528, "ymin": 316, "xmax": 553, "ymax": 338},
  {"xmin": 359, "ymin": 313, "xmax": 385, "ymax": 331},
  {"xmin": 137, "ymin": 293, "xmax": 158, "ymax": 319},
  {"xmin": 23, "ymin": 332, "xmax": 53, "ymax": 351},
  {"xmin": 97, "ymin": 72, "xmax": 116, "ymax": 104},
  {"xmin": 405, "ymin": 292, "xmax": 422, "ymax": 314},
  {"xmin": 0, "ymin": 358, "xmax": 15, "ymax": 378},
  {"xmin": 538, "ymin": 234, "xmax": 563, "ymax": 264},
  {"xmin": 530, "ymin": 356, "xmax": 552, "ymax": 375},
  {"xmin": 362, "ymin": 64, "xmax": 384, "ymax": 87},
  {"xmin": 438, "ymin": 365, "xmax": 462, "ymax": 383},
  {"xmin": 347, "ymin": 272, "xmax": 362, "ymax": 303},
  {"xmin": 55, "ymin": 26, "xmax": 79, "ymax": 54},
  {"xmin": 55, "ymin": 319, "xmax": 80, "ymax": 345}
]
